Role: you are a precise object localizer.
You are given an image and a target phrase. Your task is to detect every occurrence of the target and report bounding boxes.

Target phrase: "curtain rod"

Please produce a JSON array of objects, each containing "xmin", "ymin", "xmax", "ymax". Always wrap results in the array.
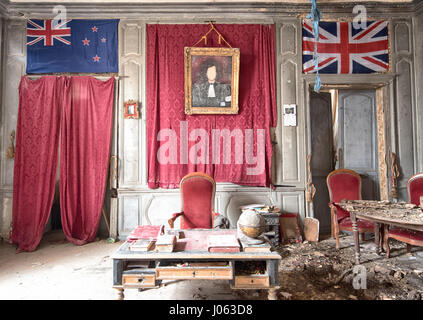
[{"xmin": 25, "ymin": 74, "xmax": 127, "ymax": 79}]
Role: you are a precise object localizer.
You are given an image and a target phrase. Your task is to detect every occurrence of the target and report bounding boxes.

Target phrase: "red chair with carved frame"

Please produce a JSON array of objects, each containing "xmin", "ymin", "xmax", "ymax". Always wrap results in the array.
[
  {"xmin": 327, "ymin": 169, "xmax": 376, "ymax": 249},
  {"xmin": 168, "ymin": 172, "xmax": 220, "ymax": 229},
  {"xmin": 383, "ymin": 172, "xmax": 423, "ymax": 257}
]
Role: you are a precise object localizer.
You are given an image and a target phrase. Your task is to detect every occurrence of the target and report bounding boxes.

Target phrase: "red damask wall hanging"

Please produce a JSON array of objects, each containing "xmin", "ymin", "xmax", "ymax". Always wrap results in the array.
[{"xmin": 146, "ymin": 24, "xmax": 276, "ymax": 189}]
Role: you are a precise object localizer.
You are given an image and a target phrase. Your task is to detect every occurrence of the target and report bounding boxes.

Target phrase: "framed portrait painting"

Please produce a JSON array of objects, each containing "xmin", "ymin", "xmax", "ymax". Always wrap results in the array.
[{"xmin": 184, "ymin": 47, "xmax": 240, "ymax": 115}]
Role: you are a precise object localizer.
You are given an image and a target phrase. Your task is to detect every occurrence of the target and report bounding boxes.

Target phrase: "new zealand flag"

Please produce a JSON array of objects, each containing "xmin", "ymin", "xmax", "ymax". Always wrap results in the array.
[{"xmin": 26, "ymin": 19, "xmax": 119, "ymax": 74}]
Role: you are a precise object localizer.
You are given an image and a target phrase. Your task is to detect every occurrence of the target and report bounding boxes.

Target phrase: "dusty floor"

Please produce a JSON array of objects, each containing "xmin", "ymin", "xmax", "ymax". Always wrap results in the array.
[{"xmin": 0, "ymin": 230, "xmax": 422, "ymax": 300}]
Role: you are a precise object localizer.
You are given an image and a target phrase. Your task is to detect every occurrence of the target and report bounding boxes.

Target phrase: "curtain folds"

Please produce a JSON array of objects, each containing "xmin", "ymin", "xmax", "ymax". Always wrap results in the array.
[
  {"xmin": 11, "ymin": 76, "xmax": 114, "ymax": 251},
  {"xmin": 59, "ymin": 77, "xmax": 115, "ymax": 245},
  {"xmin": 11, "ymin": 76, "xmax": 63, "ymax": 252}
]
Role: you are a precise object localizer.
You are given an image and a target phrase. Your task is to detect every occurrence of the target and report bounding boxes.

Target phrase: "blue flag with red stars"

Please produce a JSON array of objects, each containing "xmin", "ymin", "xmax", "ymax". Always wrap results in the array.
[{"xmin": 26, "ymin": 19, "xmax": 119, "ymax": 74}]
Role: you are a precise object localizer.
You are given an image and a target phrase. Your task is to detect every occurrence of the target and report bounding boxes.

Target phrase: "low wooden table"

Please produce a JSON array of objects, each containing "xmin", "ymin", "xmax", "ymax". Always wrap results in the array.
[
  {"xmin": 112, "ymin": 229, "xmax": 281, "ymax": 300},
  {"xmin": 336, "ymin": 200, "xmax": 423, "ymax": 264}
]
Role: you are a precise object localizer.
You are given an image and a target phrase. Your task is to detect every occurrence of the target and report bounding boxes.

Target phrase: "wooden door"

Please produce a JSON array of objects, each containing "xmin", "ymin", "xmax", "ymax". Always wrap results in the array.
[
  {"xmin": 310, "ymin": 91, "xmax": 334, "ymax": 234},
  {"xmin": 337, "ymin": 90, "xmax": 379, "ymax": 200}
]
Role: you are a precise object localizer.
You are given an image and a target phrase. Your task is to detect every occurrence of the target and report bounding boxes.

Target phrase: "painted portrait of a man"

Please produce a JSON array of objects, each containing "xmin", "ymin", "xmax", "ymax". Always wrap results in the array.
[
  {"xmin": 184, "ymin": 47, "xmax": 240, "ymax": 115},
  {"xmin": 191, "ymin": 57, "xmax": 232, "ymax": 108}
]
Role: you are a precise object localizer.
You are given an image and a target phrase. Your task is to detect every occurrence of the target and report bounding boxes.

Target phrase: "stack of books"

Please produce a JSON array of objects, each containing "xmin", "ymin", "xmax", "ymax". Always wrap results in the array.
[
  {"xmin": 155, "ymin": 234, "xmax": 177, "ymax": 253},
  {"xmin": 207, "ymin": 234, "xmax": 240, "ymax": 253},
  {"xmin": 127, "ymin": 225, "xmax": 164, "ymax": 252},
  {"xmin": 129, "ymin": 239, "xmax": 155, "ymax": 252},
  {"xmin": 239, "ymin": 204, "xmax": 280, "ymax": 214},
  {"xmin": 126, "ymin": 225, "xmax": 164, "ymax": 242}
]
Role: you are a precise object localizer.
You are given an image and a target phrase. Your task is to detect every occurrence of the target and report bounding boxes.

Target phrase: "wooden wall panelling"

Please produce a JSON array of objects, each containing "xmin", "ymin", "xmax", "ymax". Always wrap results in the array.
[
  {"xmin": 274, "ymin": 19, "xmax": 305, "ymax": 189},
  {"xmin": 413, "ymin": 10, "xmax": 423, "ymax": 173},
  {"xmin": 376, "ymin": 87, "xmax": 389, "ymax": 201},
  {"xmin": 0, "ymin": 191, "xmax": 12, "ymax": 239},
  {"xmin": 391, "ymin": 19, "xmax": 417, "ymax": 200},
  {"xmin": 224, "ymin": 192, "xmax": 273, "ymax": 227},
  {"xmin": 0, "ymin": 18, "xmax": 3, "ymax": 132},
  {"xmin": 143, "ymin": 193, "xmax": 181, "ymax": 227},
  {"xmin": 118, "ymin": 195, "xmax": 141, "ymax": 235},
  {"xmin": 0, "ymin": 19, "xmax": 25, "ymax": 239},
  {"xmin": 118, "ymin": 20, "xmax": 146, "ymax": 188},
  {"xmin": 1, "ymin": 19, "xmax": 25, "ymax": 189},
  {"xmin": 116, "ymin": 189, "xmax": 306, "ymax": 240}
]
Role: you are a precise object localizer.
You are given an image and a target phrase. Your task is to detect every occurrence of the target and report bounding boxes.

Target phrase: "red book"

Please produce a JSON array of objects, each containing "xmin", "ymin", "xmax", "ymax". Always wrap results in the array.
[
  {"xmin": 208, "ymin": 247, "xmax": 240, "ymax": 253},
  {"xmin": 127, "ymin": 225, "xmax": 164, "ymax": 242}
]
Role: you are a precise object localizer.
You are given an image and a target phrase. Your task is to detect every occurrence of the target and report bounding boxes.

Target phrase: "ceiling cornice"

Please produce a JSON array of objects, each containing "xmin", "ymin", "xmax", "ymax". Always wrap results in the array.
[
  {"xmin": 1, "ymin": 1, "xmax": 421, "ymax": 19},
  {"xmin": 0, "ymin": 0, "xmax": 9, "ymax": 17},
  {"xmin": 415, "ymin": 0, "xmax": 423, "ymax": 15}
]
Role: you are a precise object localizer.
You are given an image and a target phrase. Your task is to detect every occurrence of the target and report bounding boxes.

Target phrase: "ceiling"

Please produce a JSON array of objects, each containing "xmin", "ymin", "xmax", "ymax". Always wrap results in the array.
[{"xmin": 6, "ymin": 0, "xmax": 417, "ymax": 3}]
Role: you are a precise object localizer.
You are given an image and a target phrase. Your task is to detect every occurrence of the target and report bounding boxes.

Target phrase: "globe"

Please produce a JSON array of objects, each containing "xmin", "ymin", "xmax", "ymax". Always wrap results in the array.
[{"xmin": 237, "ymin": 209, "xmax": 266, "ymax": 238}]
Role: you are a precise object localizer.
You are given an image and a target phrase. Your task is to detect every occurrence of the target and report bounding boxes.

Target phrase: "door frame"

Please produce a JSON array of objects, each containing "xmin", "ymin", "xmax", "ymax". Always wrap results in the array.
[{"xmin": 303, "ymin": 74, "xmax": 396, "ymax": 218}]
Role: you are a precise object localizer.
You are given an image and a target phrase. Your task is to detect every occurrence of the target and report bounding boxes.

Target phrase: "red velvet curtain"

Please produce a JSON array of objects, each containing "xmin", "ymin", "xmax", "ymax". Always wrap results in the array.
[
  {"xmin": 12, "ymin": 76, "xmax": 114, "ymax": 251},
  {"xmin": 11, "ymin": 76, "xmax": 63, "ymax": 252},
  {"xmin": 146, "ymin": 24, "xmax": 276, "ymax": 189},
  {"xmin": 60, "ymin": 76, "xmax": 115, "ymax": 245}
]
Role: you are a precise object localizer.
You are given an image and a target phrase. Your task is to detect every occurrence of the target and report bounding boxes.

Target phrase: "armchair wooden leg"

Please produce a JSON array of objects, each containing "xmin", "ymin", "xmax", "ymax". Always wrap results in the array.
[
  {"xmin": 374, "ymin": 223, "xmax": 381, "ymax": 254},
  {"xmin": 379, "ymin": 224, "xmax": 384, "ymax": 252},
  {"xmin": 335, "ymin": 230, "xmax": 340, "ymax": 250},
  {"xmin": 383, "ymin": 225, "xmax": 390, "ymax": 258},
  {"xmin": 332, "ymin": 216, "xmax": 340, "ymax": 249},
  {"xmin": 360, "ymin": 233, "xmax": 365, "ymax": 241},
  {"xmin": 406, "ymin": 244, "xmax": 412, "ymax": 254}
]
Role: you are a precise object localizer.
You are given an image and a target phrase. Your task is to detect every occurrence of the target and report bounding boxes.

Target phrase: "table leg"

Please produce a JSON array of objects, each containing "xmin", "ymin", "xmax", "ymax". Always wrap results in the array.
[
  {"xmin": 268, "ymin": 287, "xmax": 279, "ymax": 300},
  {"xmin": 115, "ymin": 287, "xmax": 124, "ymax": 300},
  {"xmin": 350, "ymin": 212, "xmax": 360, "ymax": 265},
  {"xmin": 374, "ymin": 222, "xmax": 380, "ymax": 254},
  {"xmin": 379, "ymin": 224, "xmax": 385, "ymax": 252}
]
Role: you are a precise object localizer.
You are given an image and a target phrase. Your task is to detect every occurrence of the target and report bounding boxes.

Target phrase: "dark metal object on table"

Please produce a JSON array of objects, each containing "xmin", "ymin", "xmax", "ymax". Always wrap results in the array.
[{"xmin": 261, "ymin": 212, "xmax": 281, "ymax": 247}]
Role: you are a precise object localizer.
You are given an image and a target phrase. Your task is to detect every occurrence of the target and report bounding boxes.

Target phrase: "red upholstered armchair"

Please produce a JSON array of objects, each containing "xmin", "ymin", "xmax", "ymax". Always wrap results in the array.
[
  {"xmin": 384, "ymin": 172, "xmax": 423, "ymax": 257},
  {"xmin": 168, "ymin": 172, "xmax": 220, "ymax": 229},
  {"xmin": 327, "ymin": 169, "xmax": 375, "ymax": 249}
]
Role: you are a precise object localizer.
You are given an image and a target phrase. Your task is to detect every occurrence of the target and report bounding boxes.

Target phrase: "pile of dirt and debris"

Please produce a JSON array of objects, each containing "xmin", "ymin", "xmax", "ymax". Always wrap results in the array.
[{"xmin": 274, "ymin": 234, "xmax": 423, "ymax": 300}]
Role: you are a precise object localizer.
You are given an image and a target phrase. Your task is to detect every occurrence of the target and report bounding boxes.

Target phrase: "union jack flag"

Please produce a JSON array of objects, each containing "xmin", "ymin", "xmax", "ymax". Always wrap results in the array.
[
  {"xmin": 27, "ymin": 19, "xmax": 72, "ymax": 46},
  {"xmin": 302, "ymin": 20, "xmax": 390, "ymax": 74}
]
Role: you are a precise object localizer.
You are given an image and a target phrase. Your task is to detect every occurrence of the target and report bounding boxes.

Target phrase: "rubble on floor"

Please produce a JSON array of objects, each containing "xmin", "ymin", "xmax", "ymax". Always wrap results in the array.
[
  {"xmin": 2, "ymin": 231, "xmax": 422, "ymax": 300},
  {"xmin": 273, "ymin": 234, "xmax": 423, "ymax": 300}
]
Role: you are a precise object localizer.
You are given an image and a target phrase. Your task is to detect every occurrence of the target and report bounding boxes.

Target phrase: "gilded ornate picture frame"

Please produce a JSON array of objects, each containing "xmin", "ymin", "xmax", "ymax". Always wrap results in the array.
[
  {"xmin": 124, "ymin": 100, "xmax": 140, "ymax": 119},
  {"xmin": 184, "ymin": 47, "xmax": 240, "ymax": 115}
]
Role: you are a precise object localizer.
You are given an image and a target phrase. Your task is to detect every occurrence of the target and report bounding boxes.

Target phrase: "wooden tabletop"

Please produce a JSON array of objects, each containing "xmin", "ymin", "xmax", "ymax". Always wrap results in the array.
[
  {"xmin": 336, "ymin": 200, "xmax": 423, "ymax": 228},
  {"xmin": 112, "ymin": 229, "xmax": 281, "ymax": 260}
]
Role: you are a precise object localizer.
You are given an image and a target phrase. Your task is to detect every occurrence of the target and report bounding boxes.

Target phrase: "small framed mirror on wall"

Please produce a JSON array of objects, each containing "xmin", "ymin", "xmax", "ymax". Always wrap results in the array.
[{"xmin": 124, "ymin": 100, "xmax": 140, "ymax": 119}]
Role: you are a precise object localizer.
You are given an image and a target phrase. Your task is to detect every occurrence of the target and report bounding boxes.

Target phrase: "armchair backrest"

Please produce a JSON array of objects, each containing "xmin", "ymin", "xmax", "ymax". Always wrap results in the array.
[
  {"xmin": 327, "ymin": 169, "xmax": 362, "ymax": 221},
  {"xmin": 407, "ymin": 172, "xmax": 423, "ymax": 206},
  {"xmin": 179, "ymin": 172, "xmax": 216, "ymax": 229}
]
